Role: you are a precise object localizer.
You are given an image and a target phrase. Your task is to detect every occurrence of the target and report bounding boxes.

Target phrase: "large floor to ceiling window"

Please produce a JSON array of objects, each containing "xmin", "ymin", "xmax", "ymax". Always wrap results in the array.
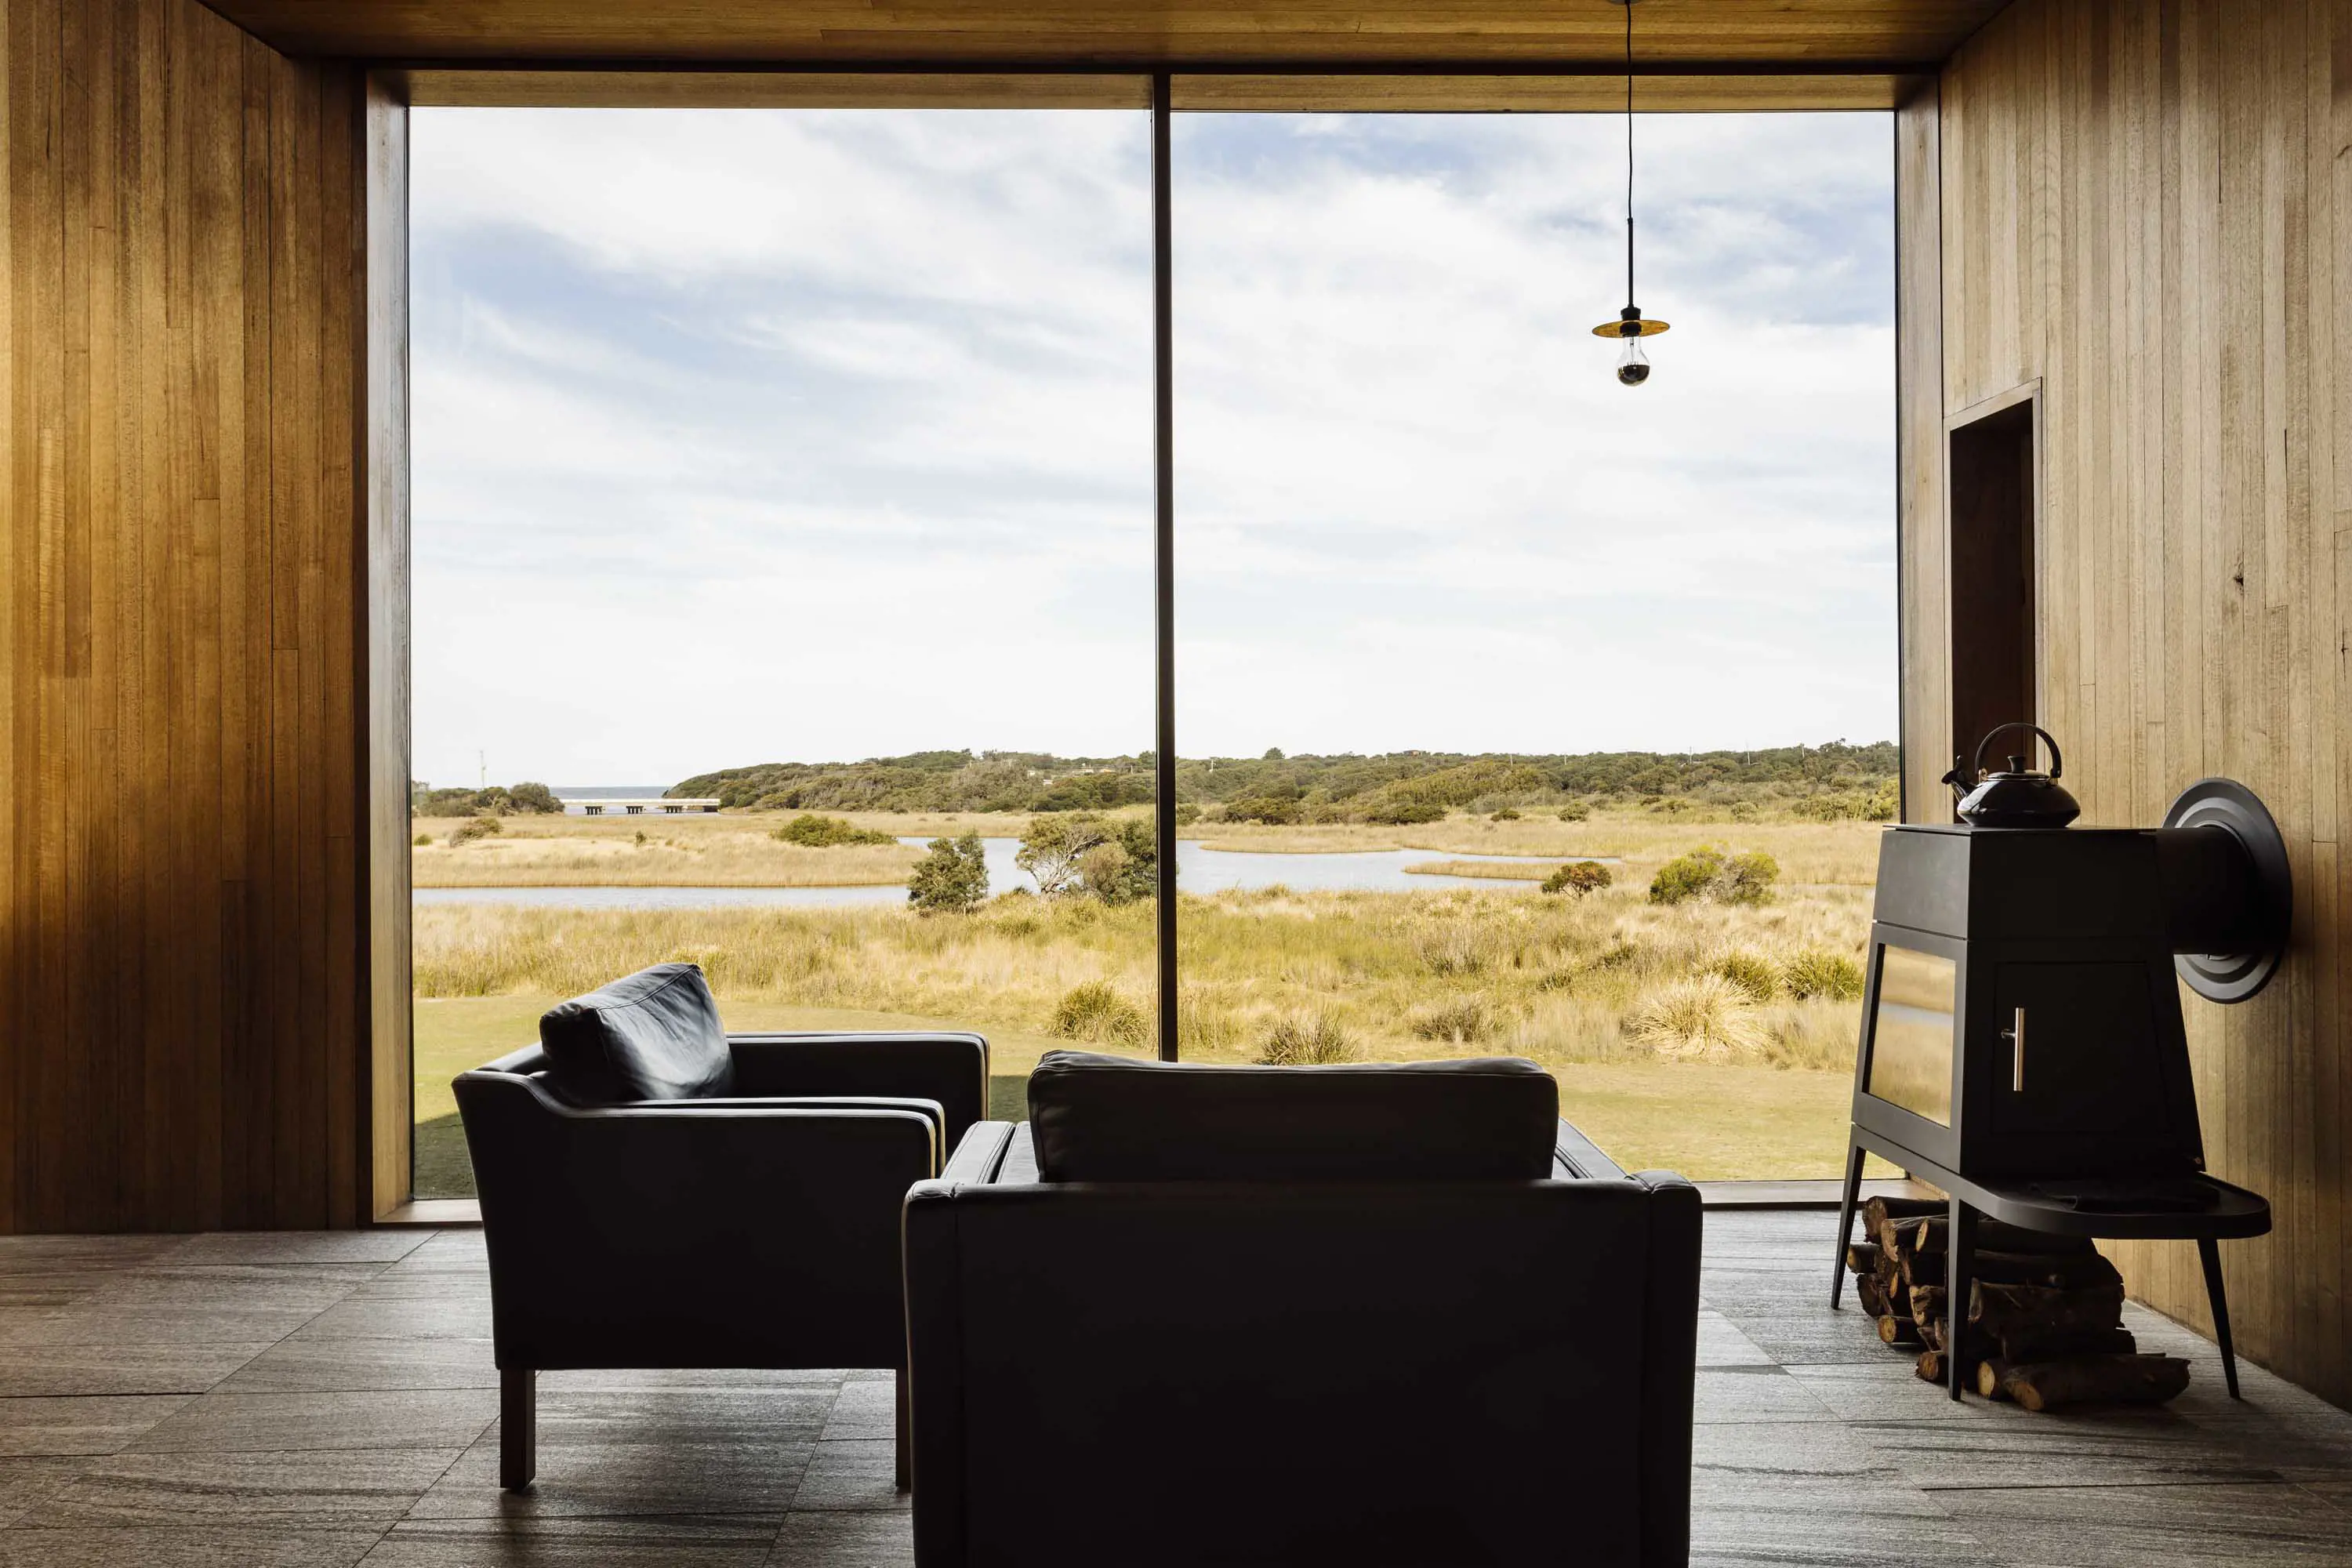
[
  {"xmin": 405, "ymin": 94, "xmax": 1899, "ymax": 1200},
  {"xmin": 406, "ymin": 104, "xmax": 1156, "ymax": 1196},
  {"xmin": 1171, "ymin": 111, "xmax": 1900, "ymax": 1178}
]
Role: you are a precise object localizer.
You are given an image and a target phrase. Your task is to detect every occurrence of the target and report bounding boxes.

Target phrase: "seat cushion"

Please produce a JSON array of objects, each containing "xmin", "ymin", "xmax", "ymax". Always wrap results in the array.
[
  {"xmin": 539, "ymin": 962, "xmax": 736, "ymax": 1105},
  {"xmin": 1027, "ymin": 1051, "xmax": 1558, "ymax": 1182}
]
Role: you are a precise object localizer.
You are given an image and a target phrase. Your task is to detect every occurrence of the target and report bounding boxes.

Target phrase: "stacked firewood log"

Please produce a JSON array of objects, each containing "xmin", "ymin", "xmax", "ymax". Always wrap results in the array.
[{"xmin": 1844, "ymin": 1196, "xmax": 2191, "ymax": 1410}]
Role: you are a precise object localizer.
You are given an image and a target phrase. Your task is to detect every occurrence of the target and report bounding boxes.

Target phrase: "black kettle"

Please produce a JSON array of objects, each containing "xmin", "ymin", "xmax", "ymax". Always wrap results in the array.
[{"xmin": 1942, "ymin": 722, "xmax": 2081, "ymax": 829}]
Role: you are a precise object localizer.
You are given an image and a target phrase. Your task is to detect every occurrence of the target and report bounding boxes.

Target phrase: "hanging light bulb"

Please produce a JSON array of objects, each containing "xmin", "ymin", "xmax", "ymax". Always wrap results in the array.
[{"xmin": 1592, "ymin": 0, "xmax": 1668, "ymax": 385}]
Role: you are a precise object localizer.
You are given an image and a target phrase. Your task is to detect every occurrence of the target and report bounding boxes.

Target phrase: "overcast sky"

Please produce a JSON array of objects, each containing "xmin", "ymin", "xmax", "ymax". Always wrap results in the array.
[{"xmin": 410, "ymin": 107, "xmax": 1894, "ymax": 789}]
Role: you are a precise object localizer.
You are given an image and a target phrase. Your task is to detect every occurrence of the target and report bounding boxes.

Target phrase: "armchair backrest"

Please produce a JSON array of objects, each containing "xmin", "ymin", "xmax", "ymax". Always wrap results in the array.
[{"xmin": 904, "ymin": 1166, "xmax": 1700, "ymax": 1567}]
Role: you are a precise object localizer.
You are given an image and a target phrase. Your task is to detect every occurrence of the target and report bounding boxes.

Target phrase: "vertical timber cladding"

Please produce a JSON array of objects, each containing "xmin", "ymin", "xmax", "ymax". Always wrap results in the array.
[
  {"xmin": 0, "ymin": 0, "xmax": 372, "ymax": 1229},
  {"xmin": 1907, "ymin": 0, "xmax": 2352, "ymax": 1408}
]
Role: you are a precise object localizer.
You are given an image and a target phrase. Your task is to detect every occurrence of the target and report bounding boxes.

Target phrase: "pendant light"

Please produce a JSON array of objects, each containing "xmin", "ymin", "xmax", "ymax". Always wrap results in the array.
[{"xmin": 1592, "ymin": 0, "xmax": 1668, "ymax": 384}]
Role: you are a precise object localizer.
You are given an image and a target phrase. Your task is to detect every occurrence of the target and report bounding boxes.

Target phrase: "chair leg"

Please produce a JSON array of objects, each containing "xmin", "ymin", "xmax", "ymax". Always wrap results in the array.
[
  {"xmin": 501, "ymin": 1369, "xmax": 536, "ymax": 1492},
  {"xmin": 1831, "ymin": 1137, "xmax": 1866, "ymax": 1308},
  {"xmin": 1945, "ymin": 1198, "xmax": 1976, "ymax": 1401},
  {"xmin": 895, "ymin": 1367, "xmax": 910, "ymax": 1493},
  {"xmin": 2198, "ymin": 1237, "xmax": 2241, "ymax": 1399}
]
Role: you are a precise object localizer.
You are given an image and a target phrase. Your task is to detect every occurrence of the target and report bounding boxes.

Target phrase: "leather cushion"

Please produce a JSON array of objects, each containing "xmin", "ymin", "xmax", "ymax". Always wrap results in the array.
[
  {"xmin": 1028, "ymin": 1051, "xmax": 1557, "ymax": 1181},
  {"xmin": 539, "ymin": 963, "xmax": 735, "ymax": 1104}
]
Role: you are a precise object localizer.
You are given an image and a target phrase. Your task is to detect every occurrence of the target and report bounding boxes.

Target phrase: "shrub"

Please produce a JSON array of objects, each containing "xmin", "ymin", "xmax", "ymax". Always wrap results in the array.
[
  {"xmin": 412, "ymin": 833, "xmax": 432, "ymax": 848},
  {"xmin": 1051, "ymin": 981, "xmax": 1148, "ymax": 1047},
  {"xmin": 1541, "ymin": 861, "xmax": 1613, "ymax": 897},
  {"xmin": 1648, "ymin": 848, "xmax": 1722, "ymax": 905},
  {"xmin": 1362, "ymin": 799, "xmax": 1445, "ymax": 826},
  {"xmin": 1410, "ymin": 996, "xmax": 1494, "ymax": 1044},
  {"xmin": 1626, "ymin": 977, "xmax": 1766, "ymax": 1062},
  {"xmin": 774, "ymin": 812, "xmax": 894, "ymax": 848},
  {"xmin": 1721, "ymin": 851, "xmax": 1780, "ymax": 906},
  {"xmin": 1018, "ymin": 813, "xmax": 1110, "ymax": 895},
  {"xmin": 1648, "ymin": 846, "xmax": 1778, "ymax": 906},
  {"xmin": 506, "ymin": 782, "xmax": 563, "ymax": 815},
  {"xmin": 1490, "ymin": 807, "xmax": 1521, "ymax": 822},
  {"xmin": 1706, "ymin": 949, "xmax": 1781, "ymax": 1004},
  {"xmin": 1590, "ymin": 938, "xmax": 1644, "ymax": 971},
  {"xmin": 1174, "ymin": 802, "xmax": 1202, "ymax": 826},
  {"xmin": 907, "ymin": 833, "xmax": 988, "ymax": 913},
  {"xmin": 1728, "ymin": 800, "xmax": 1759, "ymax": 822},
  {"xmin": 1784, "ymin": 948, "xmax": 1866, "ymax": 1001},
  {"xmin": 1254, "ymin": 1011, "xmax": 1359, "ymax": 1065},
  {"xmin": 1556, "ymin": 800, "xmax": 1592, "ymax": 822},
  {"xmin": 448, "ymin": 814, "xmax": 503, "ymax": 847},
  {"xmin": 1083, "ymin": 818, "xmax": 1160, "ymax": 906},
  {"xmin": 1650, "ymin": 797, "xmax": 1693, "ymax": 817},
  {"xmin": 1225, "ymin": 796, "xmax": 1301, "ymax": 826}
]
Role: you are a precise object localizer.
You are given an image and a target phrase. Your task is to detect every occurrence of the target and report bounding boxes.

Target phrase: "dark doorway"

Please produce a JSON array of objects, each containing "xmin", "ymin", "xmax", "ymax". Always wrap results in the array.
[{"xmin": 1947, "ymin": 393, "xmax": 2037, "ymax": 803}]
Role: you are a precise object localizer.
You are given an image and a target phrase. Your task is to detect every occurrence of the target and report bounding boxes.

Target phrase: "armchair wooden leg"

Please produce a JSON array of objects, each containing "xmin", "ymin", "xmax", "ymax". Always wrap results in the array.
[
  {"xmin": 501, "ymin": 1369, "xmax": 536, "ymax": 1492},
  {"xmin": 895, "ymin": 1368, "xmax": 910, "ymax": 1493}
]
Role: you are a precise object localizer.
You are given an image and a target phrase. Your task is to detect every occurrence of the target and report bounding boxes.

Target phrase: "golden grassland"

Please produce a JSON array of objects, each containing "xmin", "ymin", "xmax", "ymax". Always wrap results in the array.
[
  {"xmin": 410, "ymin": 812, "xmax": 920, "ymax": 887},
  {"xmin": 412, "ymin": 844, "xmax": 1889, "ymax": 1185}
]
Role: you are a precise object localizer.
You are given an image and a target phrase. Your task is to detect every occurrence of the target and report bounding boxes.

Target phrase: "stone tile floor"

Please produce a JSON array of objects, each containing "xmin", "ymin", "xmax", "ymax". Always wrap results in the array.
[{"xmin": 0, "ymin": 1212, "xmax": 2343, "ymax": 1565}]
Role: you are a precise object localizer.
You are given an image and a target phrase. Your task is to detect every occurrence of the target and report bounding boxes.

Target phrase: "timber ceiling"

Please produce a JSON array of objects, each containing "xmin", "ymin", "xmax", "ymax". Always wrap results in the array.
[{"xmin": 198, "ymin": 1, "xmax": 2014, "ymax": 69}]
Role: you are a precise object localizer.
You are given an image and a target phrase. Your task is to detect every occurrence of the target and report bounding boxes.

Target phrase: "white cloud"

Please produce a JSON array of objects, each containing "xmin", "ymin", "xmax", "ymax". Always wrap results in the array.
[{"xmin": 409, "ymin": 107, "xmax": 1893, "ymax": 786}]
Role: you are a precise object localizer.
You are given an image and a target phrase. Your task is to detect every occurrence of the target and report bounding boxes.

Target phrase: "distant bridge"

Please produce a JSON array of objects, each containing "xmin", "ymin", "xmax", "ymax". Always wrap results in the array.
[{"xmin": 563, "ymin": 798, "xmax": 721, "ymax": 815}]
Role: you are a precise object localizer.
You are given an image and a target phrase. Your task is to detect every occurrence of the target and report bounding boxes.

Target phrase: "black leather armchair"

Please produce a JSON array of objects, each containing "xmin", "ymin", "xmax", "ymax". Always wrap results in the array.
[
  {"xmin": 456, "ymin": 965, "xmax": 987, "ymax": 1493},
  {"xmin": 903, "ymin": 1052, "xmax": 1701, "ymax": 1567}
]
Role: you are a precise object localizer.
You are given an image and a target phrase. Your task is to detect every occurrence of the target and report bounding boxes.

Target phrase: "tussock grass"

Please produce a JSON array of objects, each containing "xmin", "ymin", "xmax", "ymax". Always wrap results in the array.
[
  {"xmin": 414, "ymin": 873, "xmax": 1871, "ymax": 1076},
  {"xmin": 412, "ymin": 812, "xmax": 918, "ymax": 887}
]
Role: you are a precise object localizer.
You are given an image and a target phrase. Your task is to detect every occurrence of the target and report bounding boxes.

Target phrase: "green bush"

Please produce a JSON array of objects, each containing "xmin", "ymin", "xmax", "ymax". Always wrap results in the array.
[
  {"xmin": 1541, "ymin": 861, "xmax": 1613, "ymax": 897},
  {"xmin": 1556, "ymin": 800, "xmax": 1592, "ymax": 822},
  {"xmin": 412, "ymin": 833, "xmax": 432, "ymax": 848},
  {"xmin": 1707, "ymin": 949, "xmax": 1781, "ymax": 1004},
  {"xmin": 1081, "ymin": 818, "xmax": 1160, "ymax": 906},
  {"xmin": 1173, "ymin": 802, "xmax": 1202, "ymax": 826},
  {"xmin": 907, "ymin": 833, "xmax": 988, "ymax": 913},
  {"xmin": 1490, "ymin": 807, "xmax": 1521, "ymax": 822},
  {"xmin": 1255, "ymin": 1011, "xmax": 1359, "ymax": 1065},
  {"xmin": 773, "ymin": 812, "xmax": 895, "ymax": 848},
  {"xmin": 1784, "ymin": 949, "xmax": 1866, "ymax": 1001},
  {"xmin": 1647, "ymin": 846, "xmax": 1778, "ymax": 906},
  {"xmin": 1721, "ymin": 851, "xmax": 1780, "ymax": 906},
  {"xmin": 1647, "ymin": 848, "xmax": 1723, "ymax": 905},
  {"xmin": 506, "ymin": 782, "xmax": 563, "ymax": 815},
  {"xmin": 1363, "ymin": 800, "xmax": 1446, "ymax": 825},
  {"xmin": 1729, "ymin": 800, "xmax": 1759, "ymax": 822},
  {"xmin": 1051, "ymin": 981, "xmax": 1148, "ymax": 1047},
  {"xmin": 1225, "ymin": 796, "xmax": 1302, "ymax": 825}
]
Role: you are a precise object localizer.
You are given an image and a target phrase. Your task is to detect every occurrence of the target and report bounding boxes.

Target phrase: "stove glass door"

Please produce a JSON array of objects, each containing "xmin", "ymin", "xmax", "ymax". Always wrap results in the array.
[{"xmin": 1865, "ymin": 943, "xmax": 1958, "ymax": 1126}]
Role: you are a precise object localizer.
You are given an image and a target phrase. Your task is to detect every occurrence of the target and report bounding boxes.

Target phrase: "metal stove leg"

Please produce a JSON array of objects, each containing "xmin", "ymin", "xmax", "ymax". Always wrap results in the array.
[
  {"xmin": 1946, "ymin": 1198, "xmax": 1976, "ymax": 1400},
  {"xmin": 1831, "ymin": 1137, "xmax": 1866, "ymax": 1308},
  {"xmin": 2198, "ymin": 1237, "xmax": 2241, "ymax": 1399}
]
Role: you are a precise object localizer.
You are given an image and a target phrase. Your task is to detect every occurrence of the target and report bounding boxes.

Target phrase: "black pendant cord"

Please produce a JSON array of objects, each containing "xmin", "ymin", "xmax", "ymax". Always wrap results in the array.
[{"xmin": 1624, "ymin": 0, "xmax": 1635, "ymax": 313}]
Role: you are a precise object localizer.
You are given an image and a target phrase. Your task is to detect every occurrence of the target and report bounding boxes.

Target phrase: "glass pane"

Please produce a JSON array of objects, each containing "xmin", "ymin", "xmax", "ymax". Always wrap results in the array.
[
  {"xmin": 408, "ymin": 105, "xmax": 1153, "ymax": 1200},
  {"xmin": 1866, "ymin": 945, "xmax": 1958, "ymax": 1126},
  {"xmin": 1173, "ymin": 111, "xmax": 1896, "ymax": 1178}
]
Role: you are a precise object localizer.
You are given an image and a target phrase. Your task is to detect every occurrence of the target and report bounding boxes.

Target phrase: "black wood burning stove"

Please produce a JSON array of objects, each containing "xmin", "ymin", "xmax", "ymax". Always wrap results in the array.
[{"xmin": 1833, "ymin": 777, "xmax": 2290, "ymax": 1399}]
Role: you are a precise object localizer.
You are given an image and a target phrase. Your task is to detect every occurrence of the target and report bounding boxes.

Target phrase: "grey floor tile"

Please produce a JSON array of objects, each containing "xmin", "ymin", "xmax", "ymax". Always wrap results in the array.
[
  {"xmin": 129, "ymin": 1391, "xmax": 499, "ymax": 1454},
  {"xmin": 0, "ymin": 1305, "xmax": 325, "ymax": 1348},
  {"xmin": 364, "ymin": 1515, "xmax": 779, "ymax": 1566},
  {"xmin": 789, "ymin": 1442, "xmax": 905, "ymax": 1512},
  {"xmin": 0, "ymin": 1455, "xmax": 86, "ymax": 1527},
  {"xmin": 0, "ymin": 1526, "xmax": 385, "ymax": 1567},
  {"xmin": 216, "ymin": 1339, "xmax": 500, "ymax": 1396},
  {"xmin": 408, "ymin": 1435, "xmax": 813, "ymax": 1519},
  {"xmin": 0, "ymin": 1271, "xmax": 117, "ymax": 1309},
  {"xmin": 169, "ymin": 1233, "xmax": 428, "ymax": 1268},
  {"xmin": 0, "ymin": 1238, "xmax": 185, "ymax": 1274},
  {"xmin": 1696, "ymin": 1308, "xmax": 1775, "ymax": 1367},
  {"xmin": 292, "ymin": 1299, "xmax": 495, "ymax": 1343},
  {"xmin": 24, "ymin": 1447, "xmax": 463, "ymax": 1527},
  {"xmin": 528, "ymin": 1391, "xmax": 837, "ymax": 1446},
  {"xmin": 1693, "ymin": 1367, "xmax": 1840, "ymax": 1425},
  {"xmin": 0, "ymin": 1342, "xmax": 269, "ymax": 1398},
  {"xmin": 818, "ymin": 1381, "xmax": 895, "ymax": 1442},
  {"xmin": 537, "ymin": 1370, "xmax": 845, "ymax": 1395},
  {"xmin": 1693, "ymin": 1421, "xmax": 1992, "ymax": 1566},
  {"xmin": 766, "ymin": 1510, "xmax": 913, "ymax": 1566},
  {"xmin": 1935, "ymin": 1480, "xmax": 2352, "ymax": 1565},
  {"xmin": 93, "ymin": 1265, "xmax": 384, "ymax": 1316},
  {"xmin": 0, "ymin": 1396, "xmax": 192, "ymax": 1457},
  {"xmin": 1859, "ymin": 1414, "xmax": 2291, "ymax": 1490}
]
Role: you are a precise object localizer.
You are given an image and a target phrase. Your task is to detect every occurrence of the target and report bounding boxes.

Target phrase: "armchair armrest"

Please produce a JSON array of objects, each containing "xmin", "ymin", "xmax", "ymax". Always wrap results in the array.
[{"xmin": 726, "ymin": 1032, "xmax": 988, "ymax": 1148}]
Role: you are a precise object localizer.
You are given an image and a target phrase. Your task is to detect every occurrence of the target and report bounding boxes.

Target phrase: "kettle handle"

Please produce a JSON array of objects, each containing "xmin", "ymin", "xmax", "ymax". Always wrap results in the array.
[{"xmin": 1972, "ymin": 721, "xmax": 2063, "ymax": 782}]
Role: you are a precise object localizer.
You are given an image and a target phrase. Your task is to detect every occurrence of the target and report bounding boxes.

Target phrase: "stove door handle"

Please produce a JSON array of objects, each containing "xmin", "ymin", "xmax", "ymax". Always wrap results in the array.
[{"xmin": 2001, "ymin": 1007, "xmax": 2026, "ymax": 1093}]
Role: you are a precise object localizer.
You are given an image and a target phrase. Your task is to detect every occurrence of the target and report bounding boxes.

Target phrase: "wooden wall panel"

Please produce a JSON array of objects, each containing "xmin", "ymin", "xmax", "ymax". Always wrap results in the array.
[
  {"xmin": 1910, "ymin": 0, "xmax": 2352, "ymax": 1407},
  {"xmin": 0, "ymin": 0, "xmax": 373, "ymax": 1230}
]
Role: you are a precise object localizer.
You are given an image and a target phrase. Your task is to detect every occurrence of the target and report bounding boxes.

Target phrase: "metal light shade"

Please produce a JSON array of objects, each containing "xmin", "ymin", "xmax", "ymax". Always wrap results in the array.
[{"xmin": 1592, "ymin": 318, "xmax": 1670, "ymax": 339}]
